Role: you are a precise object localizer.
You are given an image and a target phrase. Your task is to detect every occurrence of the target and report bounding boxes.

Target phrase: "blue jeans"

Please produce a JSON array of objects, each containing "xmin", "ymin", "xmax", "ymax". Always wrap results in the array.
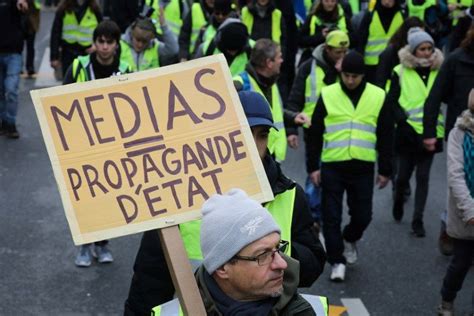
[
  {"xmin": 0, "ymin": 54, "xmax": 22, "ymax": 125},
  {"xmin": 305, "ymin": 176, "xmax": 321, "ymax": 223}
]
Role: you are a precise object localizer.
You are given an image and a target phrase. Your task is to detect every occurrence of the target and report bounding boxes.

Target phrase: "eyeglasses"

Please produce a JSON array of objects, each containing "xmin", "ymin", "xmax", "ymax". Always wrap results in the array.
[{"xmin": 232, "ymin": 240, "xmax": 289, "ymax": 266}]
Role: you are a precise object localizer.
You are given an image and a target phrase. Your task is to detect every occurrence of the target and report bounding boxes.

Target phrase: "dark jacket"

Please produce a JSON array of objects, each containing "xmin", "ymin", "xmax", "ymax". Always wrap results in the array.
[
  {"xmin": 50, "ymin": 3, "xmax": 102, "ymax": 61},
  {"xmin": 285, "ymin": 44, "xmax": 339, "ymax": 136},
  {"xmin": 374, "ymin": 43, "xmax": 399, "ymax": 89},
  {"xmin": 386, "ymin": 46, "xmax": 444, "ymax": 154},
  {"xmin": 124, "ymin": 154, "xmax": 326, "ymax": 315},
  {"xmin": 178, "ymin": 0, "xmax": 212, "ymax": 60},
  {"xmin": 423, "ymin": 48, "xmax": 474, "ymax": 140},
  {"xmin": 0, "ymin": 0, "xmax": 25, "ymax": 54},
  {"xmin": 109, "ymin": 0, "xmax": 141, "ymax": 33},
  {"xmin": 195, "ymin": 255, "xmax": 317, "ymax": 315},
  {"xmin": 305, "ymin": 80, "xmax": 393, "ymax": 176}
]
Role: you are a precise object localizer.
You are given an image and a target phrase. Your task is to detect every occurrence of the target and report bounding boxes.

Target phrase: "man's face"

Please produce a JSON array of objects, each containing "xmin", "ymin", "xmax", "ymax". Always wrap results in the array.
[
  {"xmin": 381, "ymin": 0, "xmax": 395, "ymax": 8},
  {"xmin": 325, "ymin": 46, "xmax": 348, "ymax": 67},
  {"xmin": 205, "ymin": 0, "xmax": 215, "ymax": 8},
  {"xmin": 251, "ymin": 125, "xmax": 270, "ymax": 160},
  {"xmin": 222, "ymin": 232, "xmax": 288, "ymax": 301},
  {"xmin": 95, "ymin": 36, "xmax": 118, "ymax": 63},
  {"xmin": 132, "ymin": 28, "xmax": 154, "ymax": 53},
  {"xmin": 213, "ymin": 10, "xmax": 230, "ymax": 24},
  {"xmin": 267, "ymin": 48, "xmax": 283, "ymax": 76},
  {"xmin": 321, "ymin": 0, "xmax": 337, "ymax": 11},
  {"xmin": 341, "ymin": 72, "xmax": 364, "ymax": 90}
]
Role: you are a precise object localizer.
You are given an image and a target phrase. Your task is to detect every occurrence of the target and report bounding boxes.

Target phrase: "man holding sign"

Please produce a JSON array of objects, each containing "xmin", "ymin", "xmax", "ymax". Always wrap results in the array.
[{"xmin": 125, "ymin": 91, "xmax": 326, "ymax": 315}]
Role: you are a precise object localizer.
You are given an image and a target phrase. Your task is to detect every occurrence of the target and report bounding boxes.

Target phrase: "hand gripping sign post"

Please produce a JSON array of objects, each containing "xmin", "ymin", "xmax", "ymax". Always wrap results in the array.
[{"xmin": 30, "ymin": 55, "xmax": 274, "ymax": 314}]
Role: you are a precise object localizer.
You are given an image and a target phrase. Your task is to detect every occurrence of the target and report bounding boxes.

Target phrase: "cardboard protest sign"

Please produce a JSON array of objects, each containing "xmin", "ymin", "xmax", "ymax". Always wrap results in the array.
[{"xmin": 31, "ymin": 55, "xmax": 273, "ymax": 245}]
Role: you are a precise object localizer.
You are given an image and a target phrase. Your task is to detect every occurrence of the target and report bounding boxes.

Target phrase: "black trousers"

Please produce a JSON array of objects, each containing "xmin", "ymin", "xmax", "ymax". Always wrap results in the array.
[
  {"xmin": 441, "ymin": 238, "xmax": 474, "ymax": 302},
  {"xmin": 321, "ymin": 164, "xmax": 374, "ymax": 264},
  {"xmin": 394, "ymin": 151, "xmax": 434, "ymax": 222},
  {"xmin": 25, "ymin": 32, "xmax": 35, "ymax": 73}
]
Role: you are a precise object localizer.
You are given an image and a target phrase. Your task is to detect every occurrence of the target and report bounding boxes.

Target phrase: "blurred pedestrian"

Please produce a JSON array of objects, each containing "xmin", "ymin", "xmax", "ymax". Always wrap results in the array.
[
  {"xmin": 0, "ymin": 0, "xmax": 29, "ymax": 139},
  {"xmin": 357, "ymin": 0, "xmax": 405, "ymax": 82},
  {"xmin": 437, "ymin": 89, "xmax": 474, "ymax": 316},
  {"xmin": 306, "ymin": 51, "xmax": 393, "ymax": 282},
  {"xmin": 23, "ymin": 0, "xmax": 41, "ymax": 78},
  {"xmin": 50, "ymin": 0, "xmax": 102, "ymax": 77},
  {"xmin": 62, "ymin": 20, "xmax": 132, "ymax": 267},
  {"xmin": 387, "ymin": 27, "xmax": 444, "ymax": 236}
]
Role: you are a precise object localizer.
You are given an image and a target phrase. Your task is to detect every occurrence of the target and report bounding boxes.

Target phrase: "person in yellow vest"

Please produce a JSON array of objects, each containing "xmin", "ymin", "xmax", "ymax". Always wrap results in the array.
[
  {"xmin": 124, "ymin": 91, "xmax": 326, "ymax": 315},
  {"xmin": 406, "ymin": 0, "xmax": 437, "ymax": 21},
  {"xmin": 152, "ymin": 188, "xmax": 327, "ymax": 316},
  {"xmin": 62, "ymin": 20, "xmax": 132, "ymax": 266},
  {"xmin": 178, "ymin": 0, "xmax": 214, "ymax": 61},
  {"xmin": 306, "ymin": 51, "xmax": 393, "ymax": 282},
  {"xmin": 50, "ymin": 0, "xmax": 102, "ymax": 76},
  {"xmin": 298, "ymin": 0, "xmax": 353, "ymax": 65},
  {"xmin": 195, "ymin": 19, "xmax": 253, "ymax": 76},
  {"xmin": 144, "ymin": 0, "xmax": 189, "ymax": 40},
  {"xmin": 357, "ymin": 0, "xmax": 405, "ymax": 82},
  {"xmin": 119, "ymin": 13, "xmax": 178, "ymax": 72},
  {"xmin": 448, "ymin": 0, "xmax": 472, "ymax": 26},
  {"xmin": 234, "ymin": 39, "xmax": 288, "ymax": 161},
  {"xmin": 286, "ymin": 30, "xmax": 349, "ymax": 231},
  {"xmin": 192, "ymin": 0, "xmax": 237, "ymax": 56},
  {"xmin": 387, "ymin": 28, "xmax": 444, "ymax": 236}
]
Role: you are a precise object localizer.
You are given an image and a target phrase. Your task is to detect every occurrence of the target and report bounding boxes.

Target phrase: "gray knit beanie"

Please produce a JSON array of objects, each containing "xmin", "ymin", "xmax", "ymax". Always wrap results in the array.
[
  {"xmin": 407, "ymin": 27, "xmax": 434, "ymax": 53},
  {"xmin": 200, "ymin": 188, "xmax": 281, "ymax": 274}
]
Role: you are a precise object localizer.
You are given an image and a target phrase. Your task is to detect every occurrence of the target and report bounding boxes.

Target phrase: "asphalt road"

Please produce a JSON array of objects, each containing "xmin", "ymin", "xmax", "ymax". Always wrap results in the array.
[{"xmin": 1, "ymin": 8, "xmax": 472, "ymax": 316}]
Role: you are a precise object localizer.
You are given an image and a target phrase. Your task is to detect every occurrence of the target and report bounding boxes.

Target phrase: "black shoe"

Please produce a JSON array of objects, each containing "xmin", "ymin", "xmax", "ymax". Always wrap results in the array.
[
  {"xmin": 392, "ymin": 199, "xmax": 404, "ymax": 222},
  {"xmin": 6, "ymin": 123, "xmax": 19, "ymax": 139},
  {"xmin": 412, "ymin": 220, "xmax": 426, "ymax": 237}
]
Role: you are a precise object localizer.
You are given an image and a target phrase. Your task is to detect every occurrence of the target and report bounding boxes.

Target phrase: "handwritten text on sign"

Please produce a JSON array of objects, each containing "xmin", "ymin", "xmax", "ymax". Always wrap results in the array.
[{"xmin": 31, "ymin": 56, "xmax": 272, "ymax": 244}]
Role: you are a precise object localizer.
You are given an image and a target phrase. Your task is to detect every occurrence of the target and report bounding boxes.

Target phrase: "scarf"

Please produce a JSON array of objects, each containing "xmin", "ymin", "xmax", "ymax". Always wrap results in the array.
[{"xmin": 457, "ymin": 110, "xmax": 474, "ymax": 197}]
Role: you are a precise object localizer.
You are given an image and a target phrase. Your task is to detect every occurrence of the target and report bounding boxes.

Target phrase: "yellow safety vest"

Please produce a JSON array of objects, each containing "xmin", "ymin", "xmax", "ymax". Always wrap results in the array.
[
  {"xmin": 189, "ymin": 3, "xmax": 207, "ymax": 54},
  {"xmin": 152, "ymin": 294, "xmax": 329, "ymax": 315},
  {"xmin": 202, "ymin": 40, "xmax": 250, "ymax": 76},
  {"xmin": 180, "ymin": 188, "xmax": 296, "ymax": 262},
  {"xmin": 62, "ymin": 8, "xmax": 98, "ymax": 47},
  {"xmin": 394, "ymin": 64, "xmax": 444, "ymax": 138},
  {"xmin": 234, "ymin": 71, "xmax": 287, "ymax": 161},
  {"xmin": 119, "ymin": 40, "xmax": 160, "ymax": 72},
  {"xmin": 448, "ymin": 0, "xmax": 473, "ymax": 25},
  {"xmin": 321, "ymin": 82, "xmax": 385, "ymax": 162},
  {"xmin": 303, "ymin": 60, "xmax": 326, "ymax": 128},
  {"xmin": 241, "ymin": 6, "xmax": 282, "ymax": 44},
  {"xmin": 71, "ymin": 55, "xmax": 131, "ymax": 82},
  {"xmin": 309, "ymin": 4, "xmax": 347, "ymax": 35},
  {"xmin": 407, "ymin": 0, "xmax": 436, "ymax": 20},
  {"xmin": 146, "ymin": 0, "xmax": 183, "ymax": 37},
  {"xmin": 364, "ymin": 11, "xmax": 403, "ymax": 65}
]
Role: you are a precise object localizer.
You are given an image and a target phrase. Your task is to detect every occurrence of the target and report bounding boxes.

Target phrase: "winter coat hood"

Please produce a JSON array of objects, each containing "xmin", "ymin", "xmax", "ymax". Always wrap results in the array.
[{"xmin": 398, "ymin": 45, "xmax": 444, "ymax": 70}]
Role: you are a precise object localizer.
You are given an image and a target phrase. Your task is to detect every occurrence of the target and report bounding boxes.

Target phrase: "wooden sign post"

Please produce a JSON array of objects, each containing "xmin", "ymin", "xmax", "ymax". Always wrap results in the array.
[{"xmin": 30, "ymin": 55, "xmax": 273, "ymax": 312}]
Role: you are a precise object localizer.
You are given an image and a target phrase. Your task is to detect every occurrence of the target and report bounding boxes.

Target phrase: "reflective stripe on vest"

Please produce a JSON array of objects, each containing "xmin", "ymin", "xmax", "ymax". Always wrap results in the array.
[
  {"xmin": 303, "ymin": 60, "xmax": 326, "ymax": 128},
  {"xmin": 234, "ymin": 71, "xmax": 287, "ymax": 161},
  {"xmin": 151, "ymin": 298, "xmax": 184, "ymax": 316},
  {"xmin": 241, "ymin": 7, "xmax": 282, "ymax": 43},
  {"xmin": 62, "ymin": 8, "xmax": 98, "ymax": 47},
  {"xmin": 309, "ymin": 5, "xmax": 347, "ymax": 35},
  {"xmin": 364, "ymin": 11, "xmax": 403, "ymax": 65},
  {"xmin": 407, "ymin": 0, "xmax": 435, "ymax": 20},
  {"xmin": 146, "ymin": 0, "xmax": 183, "ymax": 37},
  {"xmin": 180, "ymin": 188, "xmax": 296, "ymax": 261},
  {"xmin": 120, "ymin": 40, "xmax": 160, "ymax": 72},
  {"xmin": 321, "ymin": 82, "xmax": 385, "ymax": 162},
  {"xmin": 301, "ymin": 294, "xmax": 329, "ymax": 316},
  {"xmin": 449, "ymin": 0, "xmax": 472, "ymax": 25},
  {"xmin": 72, "ymin": 55, "xmax": 130, "ymax": 82},
  {"xmin": 190, "ymin": 3, "xmax": 207, "ymax": 54},
  {"xmin": 394, "ymin": 64, "xmax": 445, "ymax": 138}
]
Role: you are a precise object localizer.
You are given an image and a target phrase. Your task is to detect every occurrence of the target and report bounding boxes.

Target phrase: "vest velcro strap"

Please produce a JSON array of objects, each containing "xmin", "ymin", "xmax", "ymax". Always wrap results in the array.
[
  {"xmin": 405, "ymin": 107, "xmax": 424, "ymax": 116},
  {"xmin": 274, "ymin": 121, "xmax": 285, "ymax": 129},
  {"xmin": 325, "ymin": 139, "xmax": 375, "ymax": 149},
  {"xmin": 325, "ymin": 122, "xmax": 376, "ymax": 133}
]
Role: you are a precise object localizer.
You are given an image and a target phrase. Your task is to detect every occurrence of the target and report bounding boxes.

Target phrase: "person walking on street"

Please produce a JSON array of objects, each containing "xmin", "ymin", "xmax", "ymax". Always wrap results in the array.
[
  {"xmin": 0, "ymin": 0, "xmax": 29, "ymax": 139},
  {"xmin": 50, "ymin": 0, "xmax": 102, "ymax": 77},
  {"xmin": 437, "ymin": 90, "xmax": 474, "ymax": 316},
  {"xmin": 306, "ymin": 51, "xmax": 393, "ymax": 282},
  {"xmin": 387, "ymin": 27, "xmax": 444, "ymax": 237},
  {"xmin": 286, "ymin": 30, "xmax": 349, "ymax": 227},
  {"xmin": 63, "ymin": 20, "xmax": 132, "ymax": 267}
]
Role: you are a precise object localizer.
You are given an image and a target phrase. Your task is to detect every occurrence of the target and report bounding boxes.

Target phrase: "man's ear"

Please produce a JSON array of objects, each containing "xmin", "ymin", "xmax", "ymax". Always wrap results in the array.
[{"xmin": 214, "ymin": 264, "xmax": 232, "ymax": 280}]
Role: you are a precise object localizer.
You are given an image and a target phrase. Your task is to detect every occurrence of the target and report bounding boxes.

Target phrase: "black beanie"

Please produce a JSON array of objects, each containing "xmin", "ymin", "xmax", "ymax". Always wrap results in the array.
[
  {"xmin": 217, "ymin": 22, "xmax": 249, "ymax": 52},
  {"xmin": 214, "ymin": 0, "xmax": 232, "ymax": 14},
  {"xmin": 341, "ymin": 51, "xmax": 365, "ymax": 75}
]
